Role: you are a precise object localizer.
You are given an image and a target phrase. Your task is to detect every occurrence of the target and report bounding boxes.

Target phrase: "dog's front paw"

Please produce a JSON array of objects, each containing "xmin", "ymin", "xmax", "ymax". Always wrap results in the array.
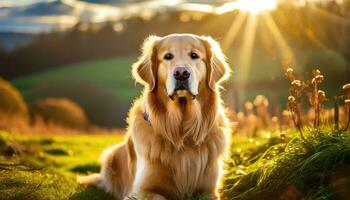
[{"xmin": 126, "ymin": 193, "xmax": 167, "ymax": 200}]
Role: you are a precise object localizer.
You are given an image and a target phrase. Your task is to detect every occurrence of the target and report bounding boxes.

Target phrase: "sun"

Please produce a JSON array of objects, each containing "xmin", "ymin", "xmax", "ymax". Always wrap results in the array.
[{"xmin": 237, "ymin": 0, "xmax": 277, "ymax": 15}]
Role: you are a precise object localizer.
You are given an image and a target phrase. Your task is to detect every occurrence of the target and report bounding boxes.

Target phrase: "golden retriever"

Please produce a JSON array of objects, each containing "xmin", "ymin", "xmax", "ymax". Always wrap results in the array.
[{"xmin": 78, "ymin": 34, "xmax": 232, "ymax": 200}]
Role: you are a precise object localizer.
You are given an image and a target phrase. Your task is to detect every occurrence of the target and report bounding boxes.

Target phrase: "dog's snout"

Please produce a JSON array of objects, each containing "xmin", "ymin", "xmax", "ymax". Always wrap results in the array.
[{"xmin": 173, "ymin": 67, "xmax": 190, "ymax": 80}]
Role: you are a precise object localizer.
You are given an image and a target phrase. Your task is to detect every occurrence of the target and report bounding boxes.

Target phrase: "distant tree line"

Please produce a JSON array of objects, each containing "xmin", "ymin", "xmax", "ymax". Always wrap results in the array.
[{"xmin": 0, "ymin": 0, "xmax": 350, "ymax": 79}]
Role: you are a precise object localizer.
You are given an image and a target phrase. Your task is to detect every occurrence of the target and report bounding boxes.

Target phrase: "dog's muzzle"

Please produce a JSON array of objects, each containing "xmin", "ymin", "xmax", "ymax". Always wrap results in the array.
[
  {"xmin": 168, "ymin": 66, "xmax": 197, "ymax": 100},
  {"xmin": 169, "ymin": 80, "xmax": 196, "ymax": 100},
  {"xmin": 174, "ymin": 80, "xmax": 190, "ymax": 92}
]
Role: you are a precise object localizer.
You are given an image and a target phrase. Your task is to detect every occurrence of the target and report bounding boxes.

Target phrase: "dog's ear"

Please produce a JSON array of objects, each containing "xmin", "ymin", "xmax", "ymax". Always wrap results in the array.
[
  {"xmin": 132, "ymin": 35, "xmax": 160, "ymax": 92},
  {"xmin": 200, "ymin": 36, "xmax": 231, "ymax": 90}
]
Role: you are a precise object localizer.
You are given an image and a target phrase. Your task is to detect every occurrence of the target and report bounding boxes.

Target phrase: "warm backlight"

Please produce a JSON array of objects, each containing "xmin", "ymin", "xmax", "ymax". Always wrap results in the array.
[{"xmin": 237, "ymin": 0, "xmax": 277, "ymax": 15}]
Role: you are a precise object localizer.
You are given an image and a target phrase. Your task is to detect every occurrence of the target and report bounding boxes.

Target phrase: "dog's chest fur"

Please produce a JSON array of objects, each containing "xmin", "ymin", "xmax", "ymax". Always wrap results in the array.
[
  {"xmin": 132, "ymin": 120, "xmax": 225, "ymax": 197},
  {"xmin": 134, "ymin": 138, "xmax": 218, "ymax": 196},
  {"xmin": 171, "ymin": 145, "xmax": 211, "ymax": 194}
]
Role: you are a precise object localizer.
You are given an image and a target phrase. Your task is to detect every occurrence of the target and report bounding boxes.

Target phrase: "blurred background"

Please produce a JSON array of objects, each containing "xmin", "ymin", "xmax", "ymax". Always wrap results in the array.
[{"xmin": 0, "ymin": 0, "xmax": 349, "ymax": 130}]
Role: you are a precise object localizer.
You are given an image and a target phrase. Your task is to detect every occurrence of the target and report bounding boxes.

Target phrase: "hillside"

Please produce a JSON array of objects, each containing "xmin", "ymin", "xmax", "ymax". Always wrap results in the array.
[{"xmin": 12, "ymin": 56, "xmax": 140, "ymax": 127}]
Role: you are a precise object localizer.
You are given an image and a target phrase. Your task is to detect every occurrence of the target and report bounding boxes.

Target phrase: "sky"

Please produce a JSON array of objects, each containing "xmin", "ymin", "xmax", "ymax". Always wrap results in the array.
[
  {"xmin": 0, "ymin": 0, "xmax": 46, "ymax": 6},
  {"xmin": 0, "ymin": 0, "xmax": 337, "ymax": 7},
  {"xmin": 0, "ymin": 0, "xmax": 157, "ymax": 7},
  {"xmin": 0, "ymin": 0, "xmax": 339, "ymax": 33}
]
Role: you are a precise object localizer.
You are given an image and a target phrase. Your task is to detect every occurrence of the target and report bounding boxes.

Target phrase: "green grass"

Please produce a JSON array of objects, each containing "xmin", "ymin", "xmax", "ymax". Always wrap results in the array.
[
  {"xmin": 0, "ymin": 130, "xmax": 123, "ymax": 200},
  {"xmin": 1, "ymin": 128, "xmax": 350, "ymax": 199},
  {"xmin": 222, "ymin": 128, "xmax": 350, "ymax": 200},
  {"xmin": 11, "ymin": 56, "xmax": 139, "ymax": 104}
]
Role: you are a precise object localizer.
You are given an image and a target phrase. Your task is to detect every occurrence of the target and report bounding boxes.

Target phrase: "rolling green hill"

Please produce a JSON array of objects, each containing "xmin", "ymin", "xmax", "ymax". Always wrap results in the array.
[
  {"xmin": 11, "ymin": 56, "xmax": 140, "ymax": 127},
  {"xmin": 12, "ymin": 56, "xmax": 139, "ymax": 103}
]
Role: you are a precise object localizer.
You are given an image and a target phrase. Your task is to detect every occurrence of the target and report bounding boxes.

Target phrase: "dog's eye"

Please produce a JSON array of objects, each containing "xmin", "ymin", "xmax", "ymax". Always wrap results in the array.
[
  {"xmin": 164, "ymin": 53, "xmax": 174, "ymax": 60},
  {"xmin": 190, "ymin": 52, "xmax": 199, "ymax": 59}
]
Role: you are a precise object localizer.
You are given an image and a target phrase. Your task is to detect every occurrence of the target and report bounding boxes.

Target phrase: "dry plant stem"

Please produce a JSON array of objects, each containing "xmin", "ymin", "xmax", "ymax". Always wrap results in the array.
[
  {"xmin": 316, "ymin": 101, "xmax": 320, "ymax": 128},
  {"xmin": 313, "ymin": 82, "xmax": 319, "ymax": 128},
  {"xmin": 296, "ymin": 106, "xmax": 305, "ymax": 140},
  {"xmin": 346, "ymin": 107, "xmax": 350, "ymax": 131},
  {"xmin": 289, "ymin": 109, "xmax": 305, "ymax": 141},
  {"xmin": 334, "ymin": 97, "xmax": 339, "ymax": 132}
]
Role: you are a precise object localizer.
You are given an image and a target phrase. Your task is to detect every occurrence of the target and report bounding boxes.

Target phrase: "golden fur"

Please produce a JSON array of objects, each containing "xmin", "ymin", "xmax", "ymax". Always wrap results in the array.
[{"xmin": 78, "ymin": 34, "xmax": 232, "ymax": 200}]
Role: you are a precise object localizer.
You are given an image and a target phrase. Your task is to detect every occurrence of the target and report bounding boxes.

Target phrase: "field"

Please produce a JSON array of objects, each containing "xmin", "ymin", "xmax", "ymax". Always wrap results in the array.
[
  {"xmin": 223, "ymin": 128, "xmax": 350, "ymax": 199},
  {"xmin": 1, "ymin": 128, "xmax": 350, "ymax": 200},
  {"xmin": 0, "ymin": 131, "xmax": 123, "ymax": 200}
]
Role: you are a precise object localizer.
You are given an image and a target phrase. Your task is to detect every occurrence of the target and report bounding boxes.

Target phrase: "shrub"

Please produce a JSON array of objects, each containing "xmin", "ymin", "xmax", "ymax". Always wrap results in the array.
[
  {"xmin": 30, "ymin": 79, "xmax": 128, "ymax": 127},
  {"xmin": 0, "ymin": 77, "xmax": 27, "ymax": 116},
  {"xmin": 31, "ymin": 98, "xmax": 88, "ymax": 129}
]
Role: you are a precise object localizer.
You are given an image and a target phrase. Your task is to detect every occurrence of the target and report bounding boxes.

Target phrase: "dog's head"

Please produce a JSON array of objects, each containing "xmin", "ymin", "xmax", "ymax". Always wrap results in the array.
[{"xmin": 132, "ymin": 34, "xmax": 230, "ymax": 101}]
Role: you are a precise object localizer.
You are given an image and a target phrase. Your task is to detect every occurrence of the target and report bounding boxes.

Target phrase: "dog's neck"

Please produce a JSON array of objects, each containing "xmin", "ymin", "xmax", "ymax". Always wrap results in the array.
[{"xmin": 143, "ymin": 85, "xmax": 219, "ymax": 149}]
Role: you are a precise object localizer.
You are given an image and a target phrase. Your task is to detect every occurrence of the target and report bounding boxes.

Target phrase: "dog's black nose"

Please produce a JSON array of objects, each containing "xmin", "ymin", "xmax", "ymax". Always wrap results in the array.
[{"xmin": 173, "ymin": 67, "xmax": 190, "ymax": 80}]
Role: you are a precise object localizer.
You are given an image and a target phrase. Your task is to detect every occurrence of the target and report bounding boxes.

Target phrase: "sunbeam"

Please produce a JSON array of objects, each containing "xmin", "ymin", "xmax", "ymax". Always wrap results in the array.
[
  {"xmin": 236, "ymin": 14, "xmax": 258, "ymax": 107},
  {"xmin": 308, "ymin": 4, "xmax": 350, "ymax": 48},
  {"xmin": 305, "ymin": 28, "xmax": 327, "ymax": 48},
  {"xmin": 309, "ymin": 4, "xmax": 350, "ymax": 26},
  {"xmin": 262, "ymin": 13, "xmax": 297, "ymax": 67},
  {"xmin": 222, "ymin": 12, "xmax": 247, "ymax": 51}
]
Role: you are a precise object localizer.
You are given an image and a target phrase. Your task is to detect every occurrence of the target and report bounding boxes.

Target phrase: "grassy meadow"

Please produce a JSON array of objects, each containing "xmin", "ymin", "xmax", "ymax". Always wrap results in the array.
[
  {"xmin": 1, "ymin": 127, "xmax": 350, "ymax": 199},
  {"xmin": 222, "ymin": 129, "xmax": 350, "ymax": 200},
  {"xmin": 0, "ymin": 130, "xmax": 123, "ymax": 200}
]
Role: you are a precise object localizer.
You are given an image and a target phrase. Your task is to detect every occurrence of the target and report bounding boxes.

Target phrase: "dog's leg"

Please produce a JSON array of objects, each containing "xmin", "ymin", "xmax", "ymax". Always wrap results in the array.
[
  {"xmin": 77, "ymin": 173, "xmax": 103, "ymax": 188},
  {"xmin": 148, "ymin": 194, "xmax": 167, "ymax": 200},
  {"xmin": 102, "ymin": 142, "xmax": 135, "ymax": 199},
  {"xmin": 78, "ymin": 142, "xmax": 135, "ymax": 199}
]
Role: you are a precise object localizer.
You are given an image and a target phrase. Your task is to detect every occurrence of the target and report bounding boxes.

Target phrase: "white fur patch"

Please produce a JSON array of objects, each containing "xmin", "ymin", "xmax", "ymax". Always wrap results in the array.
[{"xmin": 131, "ymin": 155, "xmax": 147, "ymax": 194}]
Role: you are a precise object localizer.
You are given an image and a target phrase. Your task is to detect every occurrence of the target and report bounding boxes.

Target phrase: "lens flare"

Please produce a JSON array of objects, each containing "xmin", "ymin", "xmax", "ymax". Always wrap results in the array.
[{"xmin": 237, "ymin": 0, "xmax": 277, "ymax": 15}]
